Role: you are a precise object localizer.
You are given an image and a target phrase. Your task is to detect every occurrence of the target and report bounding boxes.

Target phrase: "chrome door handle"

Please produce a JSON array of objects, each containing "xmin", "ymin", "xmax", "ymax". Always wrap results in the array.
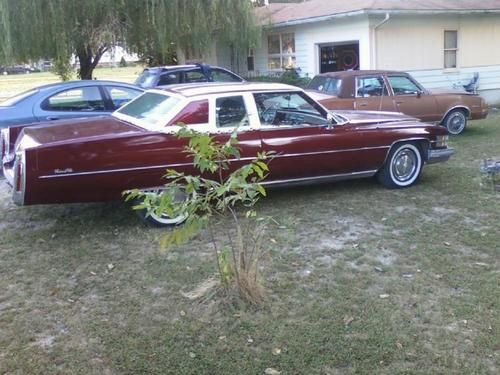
[{"xmin": 46, "ymin": 116, "xmax": 60, "ymax": 121}]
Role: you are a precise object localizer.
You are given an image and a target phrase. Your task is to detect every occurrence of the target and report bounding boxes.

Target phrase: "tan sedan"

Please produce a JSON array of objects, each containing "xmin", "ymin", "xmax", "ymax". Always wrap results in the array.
[{"xmin": 307, "ymin": 70, "xmax": 488, "ymax": 135}]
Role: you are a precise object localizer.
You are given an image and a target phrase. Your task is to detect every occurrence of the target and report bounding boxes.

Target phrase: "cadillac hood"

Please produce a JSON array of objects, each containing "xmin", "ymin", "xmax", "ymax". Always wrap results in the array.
[{"xmin": 15, "ymin": 117, "xmax": 143, "ymax": 151}]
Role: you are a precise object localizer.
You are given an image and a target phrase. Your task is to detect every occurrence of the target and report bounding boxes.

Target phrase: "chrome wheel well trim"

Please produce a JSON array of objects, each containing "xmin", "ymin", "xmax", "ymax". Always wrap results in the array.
[
  {"xmin": 380, "ymin": 137, "xmax": 431, "ymax": 168},
  {"xmin": 440, "ymin": 105, "xmax": 471, "ymax": 124}
]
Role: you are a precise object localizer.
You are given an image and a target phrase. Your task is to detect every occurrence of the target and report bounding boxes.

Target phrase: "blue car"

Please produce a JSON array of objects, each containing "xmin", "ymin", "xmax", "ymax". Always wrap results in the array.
[
  {"xmin": 0, "ymin": 80, "xmax": 143, "ymax": 129},
  {"xmin": 134, "ymin": 63, "xmax": 244, "ymax": 89}
]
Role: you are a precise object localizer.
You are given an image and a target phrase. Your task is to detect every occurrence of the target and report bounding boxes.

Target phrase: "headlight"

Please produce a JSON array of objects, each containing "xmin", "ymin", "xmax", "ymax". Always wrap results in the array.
[{"xmin": 435, "ymin": 135, "xmax": 448, "ymax": 148}]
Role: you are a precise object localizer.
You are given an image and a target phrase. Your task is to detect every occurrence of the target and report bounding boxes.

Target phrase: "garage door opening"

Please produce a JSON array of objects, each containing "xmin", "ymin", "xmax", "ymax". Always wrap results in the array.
[{"xmin": 319, "ymin": 42, "xmax": 359, "ymax": 73}]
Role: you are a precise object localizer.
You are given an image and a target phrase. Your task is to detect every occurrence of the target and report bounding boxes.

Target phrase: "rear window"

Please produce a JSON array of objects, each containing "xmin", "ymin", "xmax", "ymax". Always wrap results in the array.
[
  {"xmin": 307, "ymin": 76, "xmax": 342, "ymax": 96},
  {"xmin": 117, "ymin": 92, "xmax": 180, "ymax": 127}
]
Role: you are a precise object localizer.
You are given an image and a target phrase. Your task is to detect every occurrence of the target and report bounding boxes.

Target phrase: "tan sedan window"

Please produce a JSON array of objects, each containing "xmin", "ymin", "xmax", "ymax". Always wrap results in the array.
[
  {"xmin": 387, "ymin": 76, "xmax": 421, "ymax": 95},
  {"xmin": 356, "ymin": 76, "xmax": 388, "ymax": 97}
]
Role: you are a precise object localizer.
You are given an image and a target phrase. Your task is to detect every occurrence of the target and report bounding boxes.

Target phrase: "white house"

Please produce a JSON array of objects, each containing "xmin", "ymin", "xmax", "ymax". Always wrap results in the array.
[{"xmin": 214, "ymin": 0, "xmax": 500, "ymax": 104}]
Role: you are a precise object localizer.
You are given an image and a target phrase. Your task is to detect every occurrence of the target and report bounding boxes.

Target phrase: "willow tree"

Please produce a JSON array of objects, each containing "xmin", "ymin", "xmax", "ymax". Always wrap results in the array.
[
  {"xmin": 0, "ymin": 0, "xmax": 127, "ymax": 79},
  {"xmin": 125, "ymin": 0, "xmax": 261, "ymax": 67},
  {"xmin": 0, "ymin": 0, "xmax": 12, "ymax": 63},
  {"xmin": 1, "ymin": 0, "xmax": 260, "ymax": 79}
]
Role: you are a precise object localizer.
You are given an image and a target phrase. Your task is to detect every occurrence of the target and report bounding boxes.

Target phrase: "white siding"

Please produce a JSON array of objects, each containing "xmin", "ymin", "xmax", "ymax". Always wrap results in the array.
[{"xmin": 409, "ymin": 65, "xmax": 500, "ymax": 105}]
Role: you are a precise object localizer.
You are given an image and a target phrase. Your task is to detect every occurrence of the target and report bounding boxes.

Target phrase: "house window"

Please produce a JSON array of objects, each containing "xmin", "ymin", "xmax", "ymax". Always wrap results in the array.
[
  {"xmin": 268, "ymin": 33, "xmax": 296, "ymax": 70},
  {"xmin": 444, "ymin": 30, "xmax": 458, "ymax": 69}
]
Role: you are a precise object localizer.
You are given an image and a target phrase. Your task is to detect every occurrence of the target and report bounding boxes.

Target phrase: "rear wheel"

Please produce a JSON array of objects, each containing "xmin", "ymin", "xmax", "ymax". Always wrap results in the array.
[
  {"xmin": 443, "ymin": 109, "xmax": 467, "ymax": 135},
  {"xmin": 134, "ymin": 188, "xmax": 188, "ymax": 227},
  {"xmin": 377, "ymin": 143, "xmax": 423, "ymax": 188}
]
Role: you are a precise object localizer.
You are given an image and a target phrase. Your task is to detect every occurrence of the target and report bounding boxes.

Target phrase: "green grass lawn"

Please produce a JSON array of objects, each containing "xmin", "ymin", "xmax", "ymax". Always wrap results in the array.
[
  {"xmin": 0, "ymin": 74, "xmax": 499, "ymax": 374},
  {"xmin": 0, "ymin": 66, "xmax": 143, "ymax": 102}
]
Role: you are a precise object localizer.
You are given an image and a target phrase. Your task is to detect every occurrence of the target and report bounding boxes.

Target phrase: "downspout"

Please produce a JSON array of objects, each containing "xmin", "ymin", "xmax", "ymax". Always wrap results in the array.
[{"xmin": 372, "ymin": 13, "xmax": 390, "ymax": 69}]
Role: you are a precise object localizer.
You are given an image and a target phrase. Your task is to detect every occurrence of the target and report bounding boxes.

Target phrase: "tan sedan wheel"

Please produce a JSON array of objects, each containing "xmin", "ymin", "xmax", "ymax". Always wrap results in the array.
[{"xmin": 443, "ymin": 109, "xmax": 467, "ymax": 135}]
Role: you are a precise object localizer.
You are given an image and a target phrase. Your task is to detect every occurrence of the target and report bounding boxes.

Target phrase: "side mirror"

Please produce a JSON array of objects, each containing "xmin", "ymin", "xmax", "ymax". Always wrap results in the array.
[{"xmin": 417, "ymin": 90, "xmax": 423, "ymax": 98}]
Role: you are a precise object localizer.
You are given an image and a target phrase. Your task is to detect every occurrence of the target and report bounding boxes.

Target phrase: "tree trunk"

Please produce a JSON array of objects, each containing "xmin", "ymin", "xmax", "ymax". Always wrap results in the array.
[{"xmin": 76, "ymin": 45, "xmax": 109, "ymax": 80}]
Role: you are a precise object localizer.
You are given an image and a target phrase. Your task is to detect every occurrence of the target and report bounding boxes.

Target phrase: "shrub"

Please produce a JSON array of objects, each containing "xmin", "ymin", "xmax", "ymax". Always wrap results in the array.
[{"xmin": 125, "ymin": 128, "xmax": 273, "ymax": 304}]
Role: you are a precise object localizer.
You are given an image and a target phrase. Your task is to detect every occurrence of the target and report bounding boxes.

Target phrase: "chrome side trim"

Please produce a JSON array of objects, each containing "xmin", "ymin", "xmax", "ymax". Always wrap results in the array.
[
  {"xmin": 427, "ymin": 148, "xmax": 455, "ymax": 164},
  {"xmin": 38, "ymin": 146, "xmax": 389, "ymax": 180},
  {"xmin": 274, "ymin": 145, "xmax": 389, "ymax": 158},
  {"xmin": 38, "ymin": 162, "xmax": 195, "ymax": 179},
  {"xmin": 262, "ymin": 170, "xmax": 378, "ymax": 188}
]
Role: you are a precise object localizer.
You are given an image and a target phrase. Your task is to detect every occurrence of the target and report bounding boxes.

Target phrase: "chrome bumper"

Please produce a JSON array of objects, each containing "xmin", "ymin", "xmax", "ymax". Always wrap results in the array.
[
  {"xmin": 427, "ymin": 148, "xmax": 455, "ymax": 164},
  {"xmin": 3, "ymin": 153, "xmax": 25, "ymax": 205}
]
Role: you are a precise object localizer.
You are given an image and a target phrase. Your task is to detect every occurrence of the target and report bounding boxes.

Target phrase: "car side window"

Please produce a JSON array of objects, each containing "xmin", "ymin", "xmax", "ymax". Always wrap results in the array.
[
  {"xmin": 42, "ymin": 86, "xmax": 105, "ymax": 111},
  {"xmin": 387, "ymin": 76, "xmax": 421, "ymax": 95},
  {"xmin": 356, "ymin": 76, "xmax": 388, "ymax": 97},
  {"xmin": 211, "ymin": 69, "xmax": 241, "ymax": 82},
  {"xmin": 168, "ymin": 100, "xmax": 209, "ymax": 126},
  {"xmin": 158, "ymin": 72, "xmax": 181, "ymax": 86},
  {"xmin": 253, "ymin": 92, "xmax": 328, "ymax": 126},
  {"xmin": 184, "ymin": 69, "xmax": 208, "ymax": 83},
  {"xmin": 105, "ymin": 86, "xmax": 141, "ymax": 109},
  {"xmin": 215, "ymin": 96, "xmax": 248, "ymax": 128}
]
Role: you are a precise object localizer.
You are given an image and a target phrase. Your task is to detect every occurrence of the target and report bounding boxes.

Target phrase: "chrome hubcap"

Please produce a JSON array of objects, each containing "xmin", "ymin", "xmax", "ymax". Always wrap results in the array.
[
  {"xmin": 447, "ymin": 113, "xmax": 465, "ymax": 134},
  {"xmin": 391, "ymin": 149, "xmax": 417, "ymax": 182}
]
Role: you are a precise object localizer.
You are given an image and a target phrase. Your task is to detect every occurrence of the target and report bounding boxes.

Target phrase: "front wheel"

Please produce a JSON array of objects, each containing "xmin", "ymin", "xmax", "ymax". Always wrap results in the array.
[
  {"xmin": 443, "ymin": 109, "xmax": 467, "ymax": 135},
  {"xmin": 377, "ymin": 143, "xmax": 423, "ymax": 188}
]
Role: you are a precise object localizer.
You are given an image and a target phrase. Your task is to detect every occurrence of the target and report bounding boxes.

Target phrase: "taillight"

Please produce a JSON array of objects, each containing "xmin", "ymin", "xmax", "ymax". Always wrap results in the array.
[
  {"xmin": 14, "ymin": 151, "xmax": 25, "ymax": 193},
  {"xmin": 15, "ymin": 160, "xmax": 23, "ymax": 191}
]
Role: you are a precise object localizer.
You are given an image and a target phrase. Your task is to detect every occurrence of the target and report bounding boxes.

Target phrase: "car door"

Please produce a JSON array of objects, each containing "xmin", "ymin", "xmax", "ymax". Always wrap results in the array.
[
  {"xmin": 157, "ymin": 71, "xmax": 182, "ymax": 86},
  {"xmin": 354, "ymin": 75, "xmax": 396, "ymax": 112},
  {"xmin": 386, "ymin": 74, "xmax": 440, "ymax": 122},
  {"xmin": 256, "ymin": 91, "xmax": 370, "ymax": 182},
  {"xmin": 210, "ymin": 93, "xmax": 262, "ymax": 174},
  {"xmin": 33, "ymin": 85, "xmax": 108, "ymax": 122}
]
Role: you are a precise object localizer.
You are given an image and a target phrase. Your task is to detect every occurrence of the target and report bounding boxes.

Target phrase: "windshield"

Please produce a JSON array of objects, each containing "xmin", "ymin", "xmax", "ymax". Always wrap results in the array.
[
  {"xmin": 307, "ymin": 76, "xmax": 342, "ymax": 96},
  {"xmin": 134, "ymin": 69, "xmax": 157, "ymax": 88},
  {"xmin": 115, "ymin": 92, "xmax": 181, "ymax": 128},
  {"xmin": 0, "ymin": 89, "xmax": 38, "ymax": 106}
]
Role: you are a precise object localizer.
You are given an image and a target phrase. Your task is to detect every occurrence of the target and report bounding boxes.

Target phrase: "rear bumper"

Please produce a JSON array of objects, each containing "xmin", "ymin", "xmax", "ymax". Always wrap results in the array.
[
  {"xmin": 427, "ymin": 147, "xmax": 455, "ymax": 164},
  {"xmin": 3, "ymin": 154, "xmax": 25, "ymax": 205}
]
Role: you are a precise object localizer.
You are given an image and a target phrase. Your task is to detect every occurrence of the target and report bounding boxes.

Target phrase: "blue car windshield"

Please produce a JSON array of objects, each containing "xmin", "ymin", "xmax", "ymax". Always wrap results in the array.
[{"xmin": 0, "ymin": 89, "xmax": 38, "ymax": 106}]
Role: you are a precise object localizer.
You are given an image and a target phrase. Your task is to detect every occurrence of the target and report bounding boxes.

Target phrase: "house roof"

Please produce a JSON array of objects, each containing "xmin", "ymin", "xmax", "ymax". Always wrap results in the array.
[{"xmin": 256, "ymin": 0, "xmax": 500, "ymax": 27}]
